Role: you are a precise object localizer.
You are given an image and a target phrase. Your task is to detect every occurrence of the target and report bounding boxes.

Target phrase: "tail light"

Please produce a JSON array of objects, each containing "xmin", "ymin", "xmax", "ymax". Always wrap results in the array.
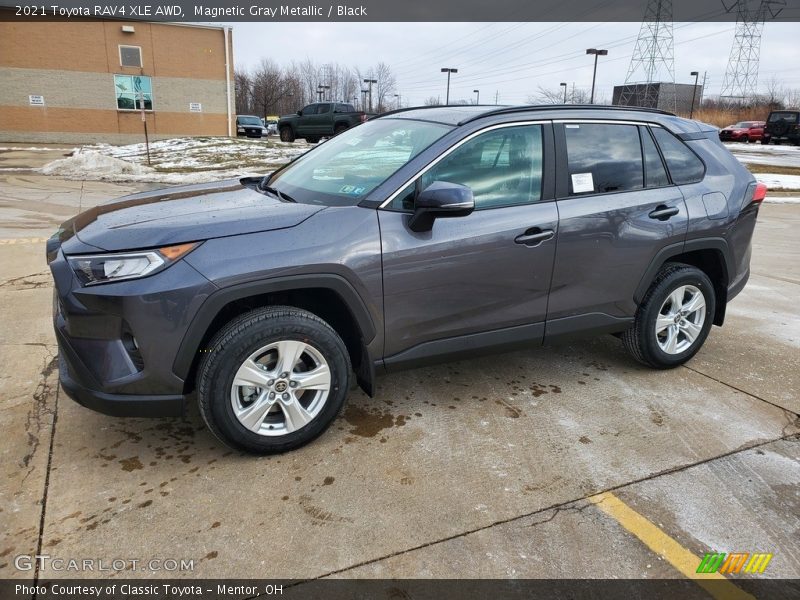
[
  {"xmin": 752, "ymin": 182, "xmax": 767, "ymax": 203},
  {"xmin": 360, "ymin": 114, "xmax": 367, "ymax": 123}
]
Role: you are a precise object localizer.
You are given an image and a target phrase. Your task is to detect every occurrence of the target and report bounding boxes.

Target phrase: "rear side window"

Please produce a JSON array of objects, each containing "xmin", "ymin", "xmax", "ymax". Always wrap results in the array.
[
  {"xmin": 651, "ymin": 127, "xmax": 705, "ymax": 185},
  {"xmin": 317, "ymin": 103, "xmax": 331, "ymax": 114},
  {"xmin": 565, "ymin": 124, "xmax": 643, "ymax": 195},
  {"xmin": 640, "ymin": 127, "xmax": 669, "ymax": 188},
  {"xmin": 337, "ymin": 103, "xmax": 356, "ymax": 112}
]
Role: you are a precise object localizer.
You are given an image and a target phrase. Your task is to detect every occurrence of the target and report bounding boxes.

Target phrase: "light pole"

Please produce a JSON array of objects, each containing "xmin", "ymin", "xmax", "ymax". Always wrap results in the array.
[
  {"xmin": 690, "ymin": 71, "xmax": 700, "ymax": 119},
  {"xmin": 560, "ymin": 82, "xmax": 568, "ymax": 103},
  {"xmin": 363, "ymin": 78, "xmax": 377, "ymax": 112},
  {"xmin": 317, "ymin": 84, "xmax": 330, "ymax": 101},
  {"xmin": 586, "ymin": 48, "xmax": 608, "ymax": 104},
  {"xmin": 361, "ymin": 89, "xmax": 369, "ymax": 111},
  {"xmin": 441, "ymin": 67, "xmax": 458, "ymax": 105},
  {"xmin": 473, "ymin": 89, "xmax": 480, "ymax": 104},
  {"xmin": 393, "ymin": 93, "xmax": 400, "ymax": 109}
]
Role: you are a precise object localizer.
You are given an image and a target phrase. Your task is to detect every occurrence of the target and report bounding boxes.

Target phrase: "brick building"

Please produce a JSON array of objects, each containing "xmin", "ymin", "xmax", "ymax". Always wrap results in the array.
[{"xmin": 0, "ymin": 17, "xmax": 234, "ymax": 143}]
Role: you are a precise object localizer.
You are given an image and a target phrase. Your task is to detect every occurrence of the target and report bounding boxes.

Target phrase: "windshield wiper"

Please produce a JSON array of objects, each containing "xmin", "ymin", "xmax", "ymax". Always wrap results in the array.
[{"xmin": 261, "ymin": 184, "xmax": 296, "ymax": 203}]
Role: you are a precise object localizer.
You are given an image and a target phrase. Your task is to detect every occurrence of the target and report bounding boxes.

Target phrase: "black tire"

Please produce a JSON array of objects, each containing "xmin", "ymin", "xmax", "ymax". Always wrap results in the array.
[
  {"xmin": 197, "ymin": 306, "xmax": 351, "ymax": 454},
  {"xmin": 334, "ymin": 123, "xmax": 348, "ymax": 135},
  {"xmin": 741, "ymin": 135, "xmax": 749, "ymax": 144},
  {"xmin": 279, "ymin": 127, "xmax": 295, "ymax": 143},
  {"xmin": 622, "ymin": 264, "xmax": 716, "ymax": 369}
]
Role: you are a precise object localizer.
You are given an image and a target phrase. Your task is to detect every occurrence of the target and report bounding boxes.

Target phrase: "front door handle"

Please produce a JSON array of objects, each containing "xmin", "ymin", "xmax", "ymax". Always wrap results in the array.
[
  {"xmin": 649, "ymin": 205, "xmax": 680, "ymax": 221},
  {"xmin": 515, "ymin": 228, "xmax": 555, "ymax": 246}
]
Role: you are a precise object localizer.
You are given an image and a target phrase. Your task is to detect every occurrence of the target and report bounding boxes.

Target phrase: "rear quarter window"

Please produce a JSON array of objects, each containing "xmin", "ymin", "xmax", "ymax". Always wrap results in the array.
[{"xmin": 651, "ymin": 127, "xmax": 705, "ymax": 185}]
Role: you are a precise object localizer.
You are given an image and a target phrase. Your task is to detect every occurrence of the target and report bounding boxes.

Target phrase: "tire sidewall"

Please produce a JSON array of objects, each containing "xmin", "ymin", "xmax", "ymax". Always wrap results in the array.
[
  {"xmin": 640, "ymin": 268, "xmax": 716, "ymax": 367},
  {"xmin": 202, "ymin": 314, "xmax": 349, "ymax": 452}
]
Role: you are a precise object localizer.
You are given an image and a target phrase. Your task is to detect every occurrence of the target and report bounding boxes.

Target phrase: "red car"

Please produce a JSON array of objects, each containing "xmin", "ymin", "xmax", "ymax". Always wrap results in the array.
[{"xmin": 719, "ymin": 121, "xmax": 765, "ymax": 143}]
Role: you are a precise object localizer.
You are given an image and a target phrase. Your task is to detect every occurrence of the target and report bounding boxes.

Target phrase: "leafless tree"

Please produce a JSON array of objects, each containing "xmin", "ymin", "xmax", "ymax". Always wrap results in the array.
[{"xmin": 423, "ymin": 96, "xmax": 441, "ymax": 106}]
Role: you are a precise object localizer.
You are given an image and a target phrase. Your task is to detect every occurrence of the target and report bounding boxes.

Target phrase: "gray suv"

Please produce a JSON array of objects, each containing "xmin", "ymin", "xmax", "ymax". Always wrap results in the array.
[{"xmin": 47, "ymin": 105, "xmax": 765, "ymax": 453}]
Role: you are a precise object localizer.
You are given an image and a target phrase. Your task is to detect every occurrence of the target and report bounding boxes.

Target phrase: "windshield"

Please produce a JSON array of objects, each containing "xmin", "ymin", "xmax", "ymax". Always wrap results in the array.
[
  {"xmin": 733, "ymin": 122, "xmax": 751, "ymax": 128},
  {"xmin": 268, "ymin": 118, "xmax": 453, "ymax": 206},
  {"xmin": 238, "ymin": 116, "xmax": 262, "ymax": 126},
  {"xmin": 769, "ymin": 112, "xmax": 798, "ymax": 123}
]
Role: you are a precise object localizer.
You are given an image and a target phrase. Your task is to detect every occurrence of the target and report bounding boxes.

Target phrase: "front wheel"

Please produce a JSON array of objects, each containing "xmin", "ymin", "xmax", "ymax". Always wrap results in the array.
[
  {"xmin": 279, "ymin": 127, "xmax": 295, "ymax": 143},
  {"xmin": 622, "ymin": 264, "xmax": 715, "ymax": 369},
  {"xmin": 197, "ymin": 307, "xmax": 351, "ymax": 454}
]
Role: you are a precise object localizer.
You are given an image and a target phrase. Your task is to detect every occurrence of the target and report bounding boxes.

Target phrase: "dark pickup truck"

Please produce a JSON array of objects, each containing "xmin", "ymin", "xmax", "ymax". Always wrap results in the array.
[{"xmin": 278, "ymin": 102, "xmax": 370, "ymax": 143}]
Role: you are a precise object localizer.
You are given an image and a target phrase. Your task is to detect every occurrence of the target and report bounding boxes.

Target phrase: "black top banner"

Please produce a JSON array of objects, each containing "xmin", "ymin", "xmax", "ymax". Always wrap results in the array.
[{"xmin": 2, "ymin": 0, "xmax": 800, "ymax": 22}]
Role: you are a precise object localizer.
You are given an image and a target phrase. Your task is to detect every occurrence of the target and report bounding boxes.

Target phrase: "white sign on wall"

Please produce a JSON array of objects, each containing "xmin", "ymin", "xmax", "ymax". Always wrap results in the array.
[
  {"xmin": 29, "ymin": 95, "xmax": 45, "ymax": 106},
  {"xmin": 189, "ymin": 103, "xmax": 202, "ymax": 112}
]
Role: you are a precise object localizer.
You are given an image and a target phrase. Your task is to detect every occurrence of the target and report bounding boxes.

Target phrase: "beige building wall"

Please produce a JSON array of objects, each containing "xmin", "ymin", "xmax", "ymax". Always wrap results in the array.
[{"xmin": 0, "ymin": 18, "xmax": 234, "ymax": 143}]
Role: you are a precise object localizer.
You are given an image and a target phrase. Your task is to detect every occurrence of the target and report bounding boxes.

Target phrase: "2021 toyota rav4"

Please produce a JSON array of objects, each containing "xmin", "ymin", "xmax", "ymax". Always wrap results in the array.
[{"xmin": 48, "ymin": 105, "xmax": 765, "ymax": 454}]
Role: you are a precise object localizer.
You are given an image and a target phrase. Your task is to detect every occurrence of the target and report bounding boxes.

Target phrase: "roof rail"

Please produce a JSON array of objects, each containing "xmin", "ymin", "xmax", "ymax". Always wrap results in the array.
[
  {"xmin": 457, "ymin": 104, "xmax": 675, "ymax": 125},
  {"xmin": 372, "ymin": 105, "xmax": 478, "ymax": 119}
]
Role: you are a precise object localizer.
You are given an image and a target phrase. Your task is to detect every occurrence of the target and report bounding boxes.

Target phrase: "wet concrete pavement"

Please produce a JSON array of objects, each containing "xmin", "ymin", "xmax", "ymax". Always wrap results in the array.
[{"xmin": 0, "ymin": 147, "xmax": 798, "ymax": 587}]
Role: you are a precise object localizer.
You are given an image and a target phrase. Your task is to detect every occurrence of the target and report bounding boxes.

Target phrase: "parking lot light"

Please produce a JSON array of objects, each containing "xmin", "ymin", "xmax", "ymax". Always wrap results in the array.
[
  {"xmin": 586, "ymin": 49, "xmax": 608, "ymax": 104},
  {"xmin": 441, "ymin": 68, "xmax": 458, "ymax": 106}
]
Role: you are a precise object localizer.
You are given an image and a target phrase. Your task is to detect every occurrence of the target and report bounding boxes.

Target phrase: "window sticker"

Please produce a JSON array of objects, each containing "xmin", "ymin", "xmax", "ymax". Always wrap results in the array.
[
  {"xmin": 339, "ymin": 185, "xmax": 366, "ymax": 195},
  {"xmin": 571, "ymin": 172, "xmax": 594, "ymax": 193},
  {"xmin": 565, "ymin": 124, "xmax": 580, "ymax": 128}
]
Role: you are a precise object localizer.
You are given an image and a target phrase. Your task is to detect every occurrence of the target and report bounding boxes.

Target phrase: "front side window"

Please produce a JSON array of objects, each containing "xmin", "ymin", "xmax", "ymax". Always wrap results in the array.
[
  {"xmin": 269, "ymin": 118, "xmax": 452, "ymax": 206},
  {"xmin": 301, "ymin": 104, "xmax": 318, "ymax": 116},
  {"xmin": 416, "ymin": 125, "xmax": 543, "ymax": 210},
  {"xmin": 114, "ymin": 75, "xmax": 152, "ymax": 110},
  {"xmin": 565, "ymin": 123, "xmax": 643, "ymax": 195},
  {"xmin": 768, "ymin": 112, "xmax": 798, "ymax": 123},
  {"xmin": 651, "ymin": 127, "xmax": 705, "ymax": 185}
]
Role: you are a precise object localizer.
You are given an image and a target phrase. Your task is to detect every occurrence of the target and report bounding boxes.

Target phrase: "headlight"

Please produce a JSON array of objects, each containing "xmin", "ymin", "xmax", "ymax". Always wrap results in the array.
[
  {"xmin": 237, "ymin": 127, "xmax": 245, "ymax": 132},
  {"xmin": 67, "ymin": 243, "xmax": 198, "ymax": 286}
]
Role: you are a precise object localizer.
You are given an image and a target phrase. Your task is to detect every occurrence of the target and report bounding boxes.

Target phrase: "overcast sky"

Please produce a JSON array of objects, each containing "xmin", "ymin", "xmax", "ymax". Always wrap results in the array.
[{"xmin": 227, "ymin": 21, "xmax": 800, "ymax": 107}]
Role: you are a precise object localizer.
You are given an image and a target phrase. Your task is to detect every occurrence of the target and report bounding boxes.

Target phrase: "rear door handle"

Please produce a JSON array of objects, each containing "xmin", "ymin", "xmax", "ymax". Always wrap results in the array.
[
  {"xmin": 649, "ymin": 205, "xmax": 680, "ymax": 221},
  {"xmin": 515, "ymin": 228, "xmax": 555, "ymax": 246}
]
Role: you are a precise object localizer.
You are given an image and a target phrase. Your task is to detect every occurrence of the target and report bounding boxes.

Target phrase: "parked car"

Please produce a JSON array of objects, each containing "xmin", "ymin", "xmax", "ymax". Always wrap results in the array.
[
  {"xmin": 278, "ymin": 102, "xmax": 371, "ymax": 143},
  {"xmin": 718, "ymin": 121, "xmax": 764, "ymax": 143},
  {"xmin": 762, "ymin": 110, "xmax": 800, "ymax": 145},
  {"xmin": 264, "ymin": 118, "xmax": 278, "ymax": 136},
  {"xmin": 236, "ymin": 115, "xmax": 267, "ymax": 138},
  {"xmin": 48, "ymin": 105, "xmax": 765, "ymax": 454}
]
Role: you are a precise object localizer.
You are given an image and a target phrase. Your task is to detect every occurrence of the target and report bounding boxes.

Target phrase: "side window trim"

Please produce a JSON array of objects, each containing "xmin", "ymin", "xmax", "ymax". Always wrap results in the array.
[
  {"xmin": 378, "ymin": 120, "xmax": 554, "ymax": 210},
  {"xmin": 640, "ymin": 125, "xmax": 673, "ymax": 188}
]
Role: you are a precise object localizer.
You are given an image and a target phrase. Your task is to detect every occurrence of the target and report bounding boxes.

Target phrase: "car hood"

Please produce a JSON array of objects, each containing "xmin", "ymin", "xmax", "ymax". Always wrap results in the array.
[{"xmin": 57, "ymin": 179, "xmax": 325, "ymax": 252}]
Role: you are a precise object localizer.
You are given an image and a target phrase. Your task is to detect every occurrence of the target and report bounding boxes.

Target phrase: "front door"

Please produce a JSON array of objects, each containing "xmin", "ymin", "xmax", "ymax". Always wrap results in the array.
[{"xmin": 379, "ymin": 123, "xmax": 558, "ymax": 364}]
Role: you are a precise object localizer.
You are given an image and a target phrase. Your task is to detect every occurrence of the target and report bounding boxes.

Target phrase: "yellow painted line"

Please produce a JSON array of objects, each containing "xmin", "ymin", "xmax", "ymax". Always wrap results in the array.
[
  {"xmin": 589, "ymin": 492, "xmax": 756, "ymax": 600},
  {"xmin": 0, "ymin": 237, "xmax": 49, "ymax": 245}
]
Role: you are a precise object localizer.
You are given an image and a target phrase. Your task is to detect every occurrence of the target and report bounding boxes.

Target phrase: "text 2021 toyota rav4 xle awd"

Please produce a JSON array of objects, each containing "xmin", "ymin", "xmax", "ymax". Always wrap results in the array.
[{"xmin": 48, "ymin": 105, "xmax": 766, "ymax": 454}]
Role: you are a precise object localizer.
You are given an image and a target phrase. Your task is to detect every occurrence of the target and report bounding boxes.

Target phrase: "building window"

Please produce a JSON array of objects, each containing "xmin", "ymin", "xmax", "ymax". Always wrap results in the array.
[
  {"xmin": 114, "ymin": 74, "xmax": 153, "ymax": 111},
  {"xmin": 119, "ymin": 45, "xmax": 142, "ymax": 67}
]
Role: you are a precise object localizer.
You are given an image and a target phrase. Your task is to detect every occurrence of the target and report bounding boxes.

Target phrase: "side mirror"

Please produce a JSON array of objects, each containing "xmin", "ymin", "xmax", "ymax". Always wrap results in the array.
[
  {"xmin": 408, "ymin": 181, "xmax": 474, "ymax": 232},
  {"xmin": 297, "ymin": 110, "xmax": 302, "ymax": 116}
]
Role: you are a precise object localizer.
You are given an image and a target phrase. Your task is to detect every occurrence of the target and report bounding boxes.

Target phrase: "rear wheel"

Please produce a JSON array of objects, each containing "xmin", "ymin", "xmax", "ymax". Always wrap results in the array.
[
  {"xmin": 334, "ymin": 123, "xmax": 348, "ymax": 135},
  {"xmin": 622, "ymin": 264, "xmax": 715, "ymax": 369},
  {"xmin": 279, "ymin": 127, "xmax": 295, "ymax": 143},
  {"xmin": 197, "ymin": 307, "xmax": 350, "ymax": 454}
]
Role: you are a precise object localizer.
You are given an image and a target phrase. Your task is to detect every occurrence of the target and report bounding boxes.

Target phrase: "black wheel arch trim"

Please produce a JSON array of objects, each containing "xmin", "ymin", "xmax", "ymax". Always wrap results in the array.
[
  {"xmin": 634, "ymin": 237, "xmax": 734, "ymax": 306},
  {"xmin": 172, "ymin": 274, "xmax": 377, "ymax": 381}
]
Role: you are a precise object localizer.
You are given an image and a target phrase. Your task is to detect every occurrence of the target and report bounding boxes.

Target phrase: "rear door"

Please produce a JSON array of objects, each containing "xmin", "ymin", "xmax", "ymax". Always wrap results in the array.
[
  {"xmin": 547, "ymin": 121, "xmax": 688, "ymax": 337},
  {"xmin": 379, "ymin": 122, "xmax": 559, "ymax": 364}
]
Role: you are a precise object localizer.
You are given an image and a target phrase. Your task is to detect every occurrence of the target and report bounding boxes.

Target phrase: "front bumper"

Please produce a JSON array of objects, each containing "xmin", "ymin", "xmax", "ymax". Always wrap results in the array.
[
  {"xmin": 58, "ymin": 354, "xmax": 184, "ymax": 417},
  {"xmin": 50, "ymin": 247, "xmax": 217, "ymax": 418}
]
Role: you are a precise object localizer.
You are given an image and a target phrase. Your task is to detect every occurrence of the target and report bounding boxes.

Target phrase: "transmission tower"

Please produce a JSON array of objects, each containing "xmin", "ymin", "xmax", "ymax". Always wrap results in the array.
[
  {"xmin": 620, "ymin": 0, "xmax": 675, "ymax": 110},
  {"xmin": 720, "ymin": 0, "xmax": 785, "ymax": 103}
]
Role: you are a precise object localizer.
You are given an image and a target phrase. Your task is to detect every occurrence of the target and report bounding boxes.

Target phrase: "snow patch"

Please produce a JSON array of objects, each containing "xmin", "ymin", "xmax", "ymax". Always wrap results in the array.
[{"xmin": 41, "ymin": 150, "xmax": 152, "ymax": 178}]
